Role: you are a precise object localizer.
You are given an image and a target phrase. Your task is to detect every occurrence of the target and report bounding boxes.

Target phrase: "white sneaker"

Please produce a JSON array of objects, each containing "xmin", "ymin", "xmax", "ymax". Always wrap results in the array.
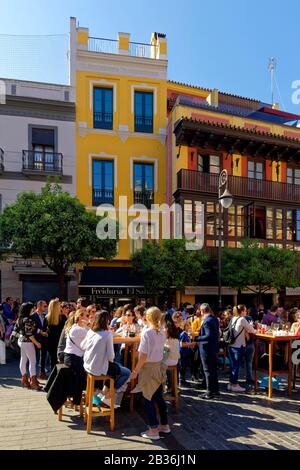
[
  {"xmin": 227, "ymin": 383, "xmax": 233, "ymax": 391},
  {"xmin": 100, "ymin": 397, "xmax": 120, "ymax": 409},
  {"xmin": 231, "ymin": 384, "xmax": 246, "ymax": 392}
]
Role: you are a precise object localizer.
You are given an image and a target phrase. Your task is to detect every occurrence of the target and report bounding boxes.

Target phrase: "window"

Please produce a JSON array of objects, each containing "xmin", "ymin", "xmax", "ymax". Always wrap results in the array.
[
  {"xmin": 287, "ymin": 167, "xmax": 300, "ymax": 185},
  {"xmin": 134, "ymin": 91, "xmax": 153, "ymax": 133},
  {"xmin": 286, "ymin": 209, "xmax": 300, "ymax": 242},
  {"xmin": 197, "ymin": 154, "xmax": 220, "ymax": 174},
  {"xmin": 134, "ymin": 163, "xmax": 154, "ymax": 208},
  {"xmin": 266, "ymin": 208, "xmax": 273, "ymax": 240},
  {"xmin": 31, "ymin": 128, "xmax": 55, "ymax": 171},
  {"xmin": 248, "ymin": 161, "xmax": 263, "ymax": 179},
  {"xmin": 275, "ymin": 209, "xmax": 283, "ymax": 240},
  {"xmin": 92, "ymin": 160, "xmax": 114, "ymax": 206},
  {"xmin": 93, "ymin": 87, "xmax": 113, "ymax": 129},
  {"xmin": 227, "ymin": 205, "xmax": 244, "ymax": 238}
]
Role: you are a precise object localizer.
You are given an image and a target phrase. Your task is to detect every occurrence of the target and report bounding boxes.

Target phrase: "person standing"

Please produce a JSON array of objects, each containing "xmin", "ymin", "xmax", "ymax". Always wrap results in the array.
[
  {"xmin": 46, "ymin": 298, "xmax": 64, "ymax": 371},
  {"xmin": 131, "ymin": 307, "xmax": 169, "ymax": 440},
  {"xmin": 16, "ymin": 302, "xmax": 42, "ymax": 390},
  {"xmin": 194, "ymin": 303, "xmax": 220, "ymax": 400},
  {"xmin": 31, "ymin": 300, "xmax": 48, "ymax": 380},
  {"xmin": 2, "ymin": 297, "xmax": 14, "ymax": 322},
  {"xmin": 227, "ymin": 305, "xmax": 257, "ymax": 393}
]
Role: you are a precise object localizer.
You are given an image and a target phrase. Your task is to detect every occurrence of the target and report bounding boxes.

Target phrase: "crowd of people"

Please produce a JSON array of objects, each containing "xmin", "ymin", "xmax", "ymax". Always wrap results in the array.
[{"xmin": 1, "ymin": 295, "xmax": 300, "ymax": 440}]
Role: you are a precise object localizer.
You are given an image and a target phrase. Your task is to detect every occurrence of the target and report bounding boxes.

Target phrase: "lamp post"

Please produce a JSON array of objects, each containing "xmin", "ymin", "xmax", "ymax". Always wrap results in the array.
[{"xmin": 218, "ymin": 169, "xmax": 233, "ymax": 310}]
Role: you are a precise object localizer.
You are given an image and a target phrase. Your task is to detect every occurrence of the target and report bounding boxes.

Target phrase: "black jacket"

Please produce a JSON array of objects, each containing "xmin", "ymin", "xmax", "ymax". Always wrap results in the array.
[
  {"xmin": 45, "ymin": 363, "xmax": 85, "ymax": 412},
  {"xmin": 30, "ymin": 312, "xmax": 48, "ymax": 343},
  {"xmin": 195, "ymin": 314, "xmax": 220, "ymax": 355}
]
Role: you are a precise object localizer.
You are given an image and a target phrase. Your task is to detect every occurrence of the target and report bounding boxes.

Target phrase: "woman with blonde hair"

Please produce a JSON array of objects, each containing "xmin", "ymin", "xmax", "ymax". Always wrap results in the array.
[
  {"xmin": 46, "ymin": 298, "xmax": 64, "ymax": 371},
  {"xmin": 131, "ymin": 307, "xmax": 169, "ymax": 440}
]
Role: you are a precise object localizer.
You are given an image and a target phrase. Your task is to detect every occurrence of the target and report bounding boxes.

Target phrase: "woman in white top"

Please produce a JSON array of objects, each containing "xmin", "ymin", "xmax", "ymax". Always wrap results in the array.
[
  {"xmin": 64, "ymin": 309, "xmax": 88, "ymax": 370},
  {"xmin": 163, "ymin": 318, "xmax": 180, "ymax": 367},
  {"xmin": 81, "ymin": 310, "xmax": 130, "ymax": 408},
  {"xmin": 131, "ymin": 307, "xmax": 169, "ymax": 440},
  {"xmin": 227, "ymin": 304, "xmax": 256, "ymax": 393}
]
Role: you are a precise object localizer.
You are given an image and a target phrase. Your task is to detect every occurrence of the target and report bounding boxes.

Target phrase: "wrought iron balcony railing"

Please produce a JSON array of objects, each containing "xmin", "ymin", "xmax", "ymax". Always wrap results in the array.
[
  {"xmin": 22, "ymin": 150, "xmax": 63, "ymax": 174},
  {"xmin": 92, "ymin": 189, "xmax": 114, "ymax": 206},
  {"xmin": 134, "ymin": 115, "xmax": 153, "ymax": 133},
  {"xmin": 134, "ymin": 190, "xmax": 154, "ymax": 209},
  {"xmin": 177, "ymin": 169, "xmax": 300, "ymax": 204},
  {"xmin": 93, "ymin": 112, "xmax": 113, "ymax": 130}
]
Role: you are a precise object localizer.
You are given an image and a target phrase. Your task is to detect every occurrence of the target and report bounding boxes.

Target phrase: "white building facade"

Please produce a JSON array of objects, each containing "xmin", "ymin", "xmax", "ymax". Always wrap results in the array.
[{"xmin": 0, "ymin": 78, "xmax": 77, "ymax": 301}]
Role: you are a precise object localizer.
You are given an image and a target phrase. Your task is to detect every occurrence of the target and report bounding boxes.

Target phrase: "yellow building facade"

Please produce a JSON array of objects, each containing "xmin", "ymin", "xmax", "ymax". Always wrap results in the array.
[{"xmin": 69, "ymin": 18, "xmax": 168, "ymax": 304}]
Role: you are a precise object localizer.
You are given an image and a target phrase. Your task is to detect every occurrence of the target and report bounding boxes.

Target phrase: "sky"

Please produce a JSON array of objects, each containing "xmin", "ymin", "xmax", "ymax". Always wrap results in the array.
[{"xmin": 1, "ymin": 0, "xmax": 300, "ymax": 114}]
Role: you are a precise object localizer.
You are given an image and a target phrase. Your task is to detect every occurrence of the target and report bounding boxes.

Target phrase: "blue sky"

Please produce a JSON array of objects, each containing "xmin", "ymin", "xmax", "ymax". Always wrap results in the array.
[{"xmin": 1, "ymin": 0, "xmax": 300, "ymax": 113}]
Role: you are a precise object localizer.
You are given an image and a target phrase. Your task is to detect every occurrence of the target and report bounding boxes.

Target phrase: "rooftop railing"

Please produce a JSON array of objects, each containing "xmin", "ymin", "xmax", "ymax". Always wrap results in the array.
[{"xmin": 88, "ymin": 37, "xmax": 158, "ymax": 58}]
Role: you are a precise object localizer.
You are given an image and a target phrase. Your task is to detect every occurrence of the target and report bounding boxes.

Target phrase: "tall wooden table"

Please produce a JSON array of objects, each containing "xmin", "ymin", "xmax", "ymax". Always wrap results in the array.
[
  {"xmin": 254, "ymin": 333, "xmax": 298, "ymax": 398},
  {"xmin": 113, "ymin": 335, "xmax": 140, "ymax": 411}
]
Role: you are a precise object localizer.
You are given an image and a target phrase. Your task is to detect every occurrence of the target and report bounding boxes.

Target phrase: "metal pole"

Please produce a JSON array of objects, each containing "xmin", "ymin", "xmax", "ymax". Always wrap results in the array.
[{"xmin": 218, "ymin": 200, "xmax": 222, "ymax": 310}]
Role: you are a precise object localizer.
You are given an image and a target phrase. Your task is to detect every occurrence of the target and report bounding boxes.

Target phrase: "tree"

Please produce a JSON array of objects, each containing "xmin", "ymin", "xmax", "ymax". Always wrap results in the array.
[
  {"xmin": 131, "ymin": 238, "xmax": 208, "ymax": 301},
  {"xmin": 0, "ymin": 182, "xmax": 118, "ymax": 298},
  {"xmin": 222, "ymin": 239, "xmax": 300, "ymax": 303}
]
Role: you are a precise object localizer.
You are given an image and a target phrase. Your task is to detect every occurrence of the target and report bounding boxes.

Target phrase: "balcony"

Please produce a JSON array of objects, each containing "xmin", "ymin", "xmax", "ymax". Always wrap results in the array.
[
  {"xmin": 0, "ymin": 148, "xmax": 4, "ymax": 173},
  {"xmin": 88, "ymin": 37, "xmax": 158, "ymax": 59},
  {"xmin": 134, "ymin": 116, "xmax": 153, "ymax": 133},
  {"xmin": 92, "ymin": 189, "xmax": 114, "ymax": 206},
  {"xmin": 22, "ymin": 150, "xmax": 63, "ymax": 175},
  {"xmin": 134, "ymin": 190, "xmax": 154, "ymax": 209},
  {"xmin": 93, "ymin": 112, "xmax": 113, "ymax": 130},
  {"xmin": 177, "ymin": 169, "xmax": 300, "ymax": 204}
]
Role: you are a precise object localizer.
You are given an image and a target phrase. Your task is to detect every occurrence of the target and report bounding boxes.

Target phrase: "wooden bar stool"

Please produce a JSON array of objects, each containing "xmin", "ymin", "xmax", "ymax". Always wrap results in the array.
[
  {"xmin": 164, "ymin": 365, "xmax": 179, "ymax": 413},
  {"xmin": 84, "ymin": 374, "xmax": 115, "ymax": 433},
  {"xmin": 58, "ymin": 394, "xmax": 84, "ymax": 421}
]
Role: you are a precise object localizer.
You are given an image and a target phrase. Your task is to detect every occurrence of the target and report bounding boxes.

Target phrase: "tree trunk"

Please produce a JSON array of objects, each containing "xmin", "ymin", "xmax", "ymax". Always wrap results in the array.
[{"xmin": 57, "ymin": 272, "xmax": 67, "ymax": 300}]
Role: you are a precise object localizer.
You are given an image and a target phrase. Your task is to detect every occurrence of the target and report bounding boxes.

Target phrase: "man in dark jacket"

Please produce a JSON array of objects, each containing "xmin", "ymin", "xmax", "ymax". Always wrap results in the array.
[
  {"xmin": 31, "ymin": 300, "xmax": 48, "ymax": 380},
  {"xmin": 195, "ymin": 303, "xmax": 220, "ymax": 400}
]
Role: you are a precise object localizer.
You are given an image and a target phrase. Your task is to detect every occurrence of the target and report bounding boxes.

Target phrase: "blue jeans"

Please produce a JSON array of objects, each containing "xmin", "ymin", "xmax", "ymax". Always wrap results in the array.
[
  {"xmin": 228, "ymin": 346, "xmax": 245, "ymax": 384},
  {"xmin": 245, "ymin": 342, "xmax": 255, "ymax": 385},
  {"xmin": 114, "ymin": 365, "xmax": 131, "ymax": 390},
  {"xmin": 144, "ymin": 385, "xmax": 168, "ymax": 429}
]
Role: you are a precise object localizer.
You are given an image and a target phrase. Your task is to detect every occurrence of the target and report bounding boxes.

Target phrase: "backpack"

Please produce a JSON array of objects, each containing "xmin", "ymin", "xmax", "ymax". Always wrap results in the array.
[{"xmin": 222, "ymin": 317, "xmax": 244, "ymax": 346}]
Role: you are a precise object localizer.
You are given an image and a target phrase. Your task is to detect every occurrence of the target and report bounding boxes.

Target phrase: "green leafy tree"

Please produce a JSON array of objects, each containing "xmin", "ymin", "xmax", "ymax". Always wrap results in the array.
[
  {"xmin": 222, "ymin": 239, "xmax": 300, "ymax": 302},
  {"xmin": 131, "ymin": 238, "xmax": 208, "ymax": 301},
  {"xmin": 0, "ymin": 182, "xmax": 118, "ymax": 298}
]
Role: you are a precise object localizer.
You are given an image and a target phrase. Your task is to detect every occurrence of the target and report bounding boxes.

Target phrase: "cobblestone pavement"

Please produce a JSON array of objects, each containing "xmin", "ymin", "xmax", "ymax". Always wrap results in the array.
[{"xmin": 0, "ymin": 352, "xmax": 299, "ymax": 450}]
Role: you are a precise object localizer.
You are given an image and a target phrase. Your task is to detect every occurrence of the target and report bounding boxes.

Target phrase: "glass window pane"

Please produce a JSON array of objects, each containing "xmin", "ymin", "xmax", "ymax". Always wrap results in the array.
[
  {"xmin": 248, "ymin": 161, "xmax": 254, "ymax": 171},
  {"xmin": 197, "ymin": 154, "xmax": 203, "ymax": 172}
]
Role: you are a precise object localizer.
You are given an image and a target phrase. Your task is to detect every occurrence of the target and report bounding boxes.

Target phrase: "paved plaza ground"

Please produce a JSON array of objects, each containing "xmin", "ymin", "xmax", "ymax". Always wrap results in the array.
[{"xmin": 0, "ymin": 351, "xmax": 299, "ymax": 451}]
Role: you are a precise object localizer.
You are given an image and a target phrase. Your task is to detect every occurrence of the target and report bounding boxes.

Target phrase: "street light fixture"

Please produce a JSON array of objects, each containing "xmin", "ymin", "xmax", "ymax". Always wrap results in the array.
[{"xmin": 218, "ymin": 169, "xmax": 233, "ymax": 309}]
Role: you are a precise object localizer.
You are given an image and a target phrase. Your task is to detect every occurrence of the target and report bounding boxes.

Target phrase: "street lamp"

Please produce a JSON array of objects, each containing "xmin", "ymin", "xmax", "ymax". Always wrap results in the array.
[{"xmin": 218, "ymin": 169, "xmax": 233, "ymax": 309}]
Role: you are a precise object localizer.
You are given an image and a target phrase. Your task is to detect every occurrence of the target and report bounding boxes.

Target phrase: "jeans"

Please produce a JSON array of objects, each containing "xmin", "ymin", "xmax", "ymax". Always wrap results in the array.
[
  {"xmin": 180, "ymin": 354, "xmax": 191, "ymax": 381},
  {"xmin": 245, "ymin": 342, "xmax": 255, "ymax": 384},
  {"xmin": 200, "ymin": 351, "xmax": 219, "ymax": 395},
  {"xmin": 35, "ymin": 340, "xmax": 48, "ymax": 374},
  {"xmin": 114, "ymin": 365, "xmax": 131, "ymax": 391},
  {"xmin": 18, "ymin": 340, "xmax": 36, "ymax": 377},
  {"xmin": 144, "ymin": 385, "xmax": 168, "ymax": 429},
  {"xmin": 228, "ymin": 346, "xmax": 245, "ymax": 384}
]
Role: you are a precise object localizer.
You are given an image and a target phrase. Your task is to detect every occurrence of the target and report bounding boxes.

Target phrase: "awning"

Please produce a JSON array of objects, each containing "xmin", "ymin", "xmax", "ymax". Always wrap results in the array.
[{"xmin": 78, "ymin": 267, "xmax": 146, "ymax": 297}]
